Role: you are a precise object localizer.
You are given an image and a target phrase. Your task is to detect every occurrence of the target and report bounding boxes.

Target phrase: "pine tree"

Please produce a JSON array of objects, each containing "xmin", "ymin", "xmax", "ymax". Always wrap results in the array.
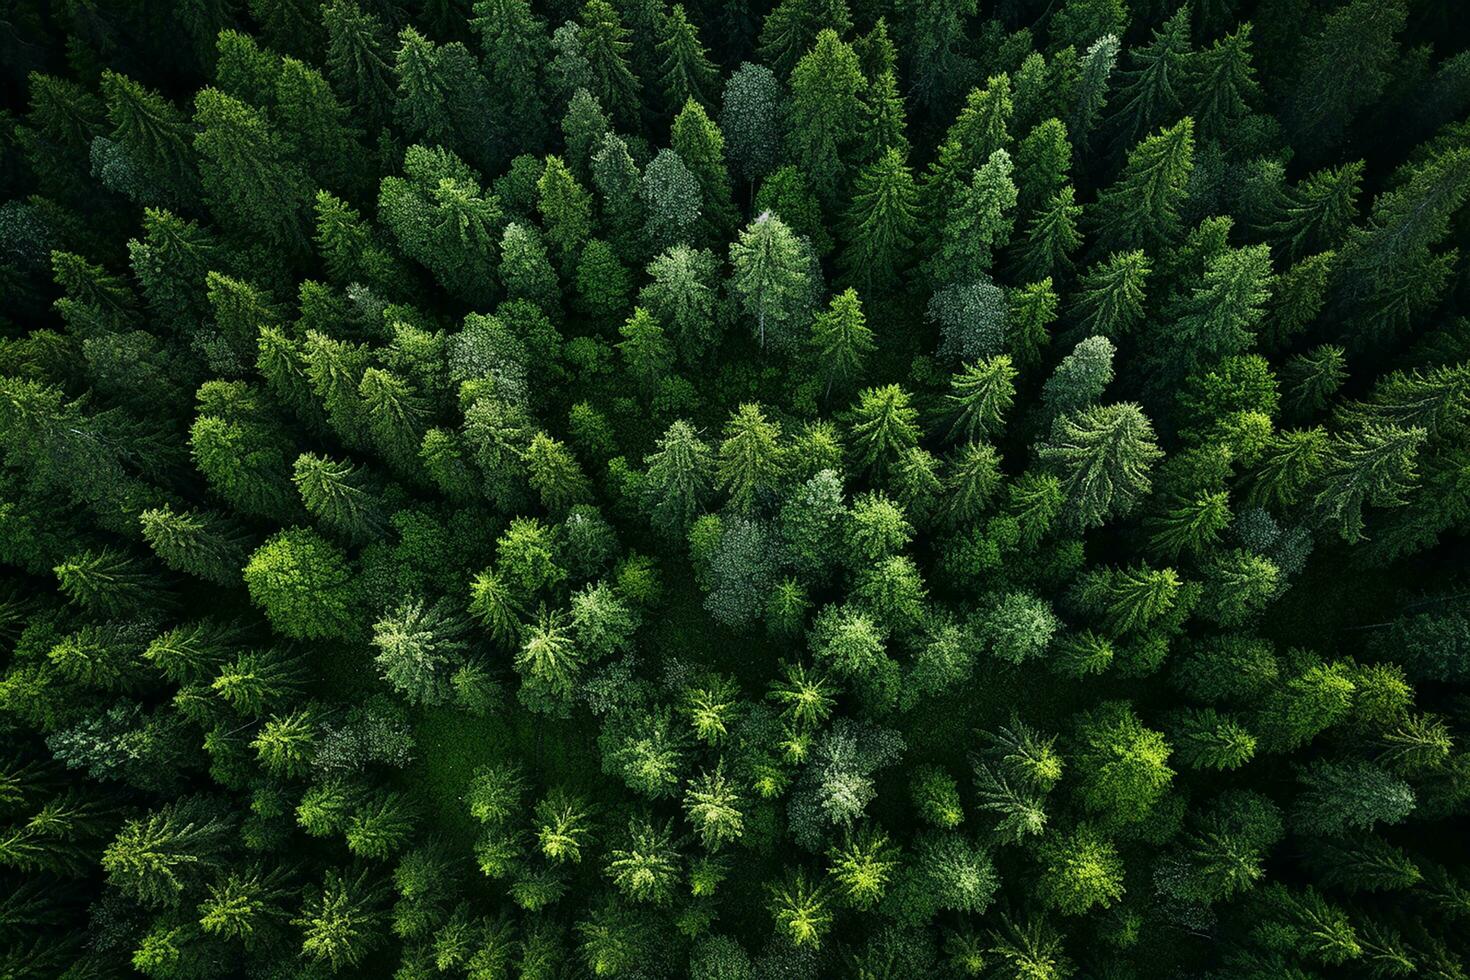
[
  {"xmin": 274, "ymin": 56, "xmax": 370, "ymax": 198},
  {"xmin": 684, "ymin": 763, "xmax": 746, "ymax": 850},
  {"xmin": 642, "ymin": 148, "xmax": 705, "ymax": 252},
  {"xmin": 590, "ymin": 132, "xmax": 645, "ymax": 256},
  {"xmin": 1313, "ymin": 423, "xmax": 1427, "ymax": 542},
  {"xmin": 899, "ymin": 0, "xmax": 980, "ymax": 111},
  {"xmin": 293, "ymin": 452, "xmax": 386, "ymax": 544},
  {"xmin": 1333, "ymin": 148, "xmax": 1470, "ymax": 345},
  {"xmin": 759, "ymin": 0, "xmax": 853, "ymax": 79},
  {"xmin": 1037, "ymin": 823, "xmax": 1125, "ymax": 915},
  {"xmin": 560, "ymin": 87, "xmax": 610, "ymax": 182},
  {"xmin": 1284, "ymin": 0, "xmax": 1407, "ymax": 160},
  {"xmin": 1262, "ymin": 160, "xmax": 1363, "ymax": 261},
  {"xmin": 641, "ymin": 244, "xmax": 725, "ymax": 364},
  {"xmin": 1151, "ymin": 243, "xmax": 1272, "ymax": 382},
  {"xmin": 499, "ymin": 222, "xmax": 561, "ymax": 316},
  {"xmin": 1014, "ymin": 119, "xmax": 1072, "ymax": 218},
  {"xmin": 372, "ymin": 597, "xmax": 470, "ymax": 707},
  {"xmin": 826, "ymin": 824, "xmax": 900, "ymax": 910},
  {"xmin": 1067, "ymin": 34, "xmax": 1120, "ymax": 151},
  {"xmin": 861, "ymin": 69, "xmax": 911, "ymax": 163},
  {"xmin": 97, "ymin": 71, "xmax": 199, "ymax": 209},
  {"xmin": 605, "ymin": 816, "xmax": 680, "ymax": 904},
  {"xmin": 945, "ymin": 355, "xmax": 1018, "ymax": 443},
  {"xmin": 138, "ymin": 506, "xmax": 251, "ymax": 586},
  {"xmin": 393, "ymin": 27, "xmax": 496, "ymax": 171},
  {"xmin": 243, "ymin": 529, "xmax": 358, "ymax": 640},
  {"xmin": 192, "ymin": 88, "xmax": 312, "ymax": 253},
  {"xmin": 378, "ymin": 144, "xmax": 503, "ymax": 306},
  {"xmin": 525, "ymin": 432, "xmax": 593, "ymax": 514},
  {"xmin": 1185, "ymin": 23, "xmax": 1258, "ymax": 139},
  {"xmin": 1071, "ymin": 250, "xmax": 1149, "ymax": 339},
  {"xmin": 1306, "ymin": 835, "xmax": 1422, "ymax": 894},
  {"xmin": 927, "ymin": 148, "xmax": 1018, "ymax": 285},
  {"xmin": 296, "ymin": 868, "xmax": 387, "ymax": 971},
  {"xmin": 615, "ymin": 306, "xmax": 672, "ymax": 393},
  {"xmin": 1043, "ymin": 335, "xmax": 1115, "ymax": 420},
  {"xmin": 925, "ymin": 74, "xmax": 1014, "ymax": 227},
  {"xmin": 718, "ymin": 403, "xmax": 786, "ymax": 514},
  {"xmin": 102, "ymin": 799, "xmax": 235, "ymax": 907},
  {"xmin": 848, "ymin": 385, "xmax": 922, "ymax": 479},
  {"xmin": 1071, "ymin": 701, "xmax": 1175, "ymax": 827},
  {"xmin": 516, "ymin": 608, "xmax": 586, "ymax": 713},
  {"xmin": 536, "ymin": 155, "xmax": 593, "ymax": 270},
  {"xmin": 1291, "ymin": 760, "xmax": 1415, "ymax": 836},
  {"xmin": 1281, "ymin": 345, "xmax": 1348, "ymax": 419},
  {"xmin": 314, "ymin": 191, "xmax": 411, "ymax": 297},
  {"xmin": 768, "ymin": 869, "xmax": 834, "ymax": 949},
  {"xmin": 322, "ymin": 0, "xmax": 397, "ymax": 133},
  {"xmin": 1014, "ymin": 186, "xmax": 1085, "ymax": 282},
  {"xmin": 721, "ymin": 62, "xmax": 784, "ymax": 188}
]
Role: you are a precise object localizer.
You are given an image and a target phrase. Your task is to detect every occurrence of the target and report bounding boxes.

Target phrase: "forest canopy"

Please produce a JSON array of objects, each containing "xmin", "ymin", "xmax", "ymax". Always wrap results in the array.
[{"xmin": 2, "ymin": 0, "xmax": 1470, "ymax": 977}]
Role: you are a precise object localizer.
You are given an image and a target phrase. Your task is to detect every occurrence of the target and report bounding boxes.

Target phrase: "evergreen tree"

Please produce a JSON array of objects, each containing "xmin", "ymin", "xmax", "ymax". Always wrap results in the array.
[
  {"xmin": 1109, "ymin": 7, "xmax": 1191, "ymax": 148},
  {"xmin": 1186, "ymin": 23, "xmax": 1258, "ymax": 139},
  {"xmin": 785, "ymin": 30, "xmax": 867, "ymax": 203},
  {"xmin": 658, "ymin": 5, "xmax": 718, "ymax": 114},
  {"xmin": 393, "ymin": 27, "xmax": 496, "ymax": 171},
  {"xmin": 729, "ymin": 212, "xmax": 816, "ymax": 352},
  {"xmin": 1014, "ymin": 186, "xmax": 1085, "ymax": 282},
  {"xmin": 1094, "ymin": 117, "xmax": 1194, "ymax": 252},
  {"xmin": 1314, "ymin": 423, "xmax": 1427, "ymax": 542},
  {"xmin": 537, "ymin": 155, "xmax": 593, "ymax": 270},
  {"xmin": 718, "ymin": 403, "xmax": 786, "ymax": 514},
  {"xmin": 96, "ymin": 71, "xmax": 199, "ymax": 209},
  {"xmin": 1038, "ymin": 403, "xmax": 1163, "ymax": 529},
  {"xmin": 1284, "ymin": 0, "xmax": 1407, "ymax": 160},
  {"xmin": 470, "ymin": 0, "xmax": 552, "ymax": 152},
  {"xmin": 641, "ymin": 244, "xmax": 725, "ymax": 364},
  {"xmin": 579, "ymin": 0, "xmax": 642, "ymax": 128},
  {"xmin": 810, "ymin": 288, "xmax": 875, "ymax": 400},
  {"xmin": 672, "ymin": 99, "xmax": 739, "ymax": 238},
  {"xmin": 192, "ymin": 88, "xmax": 312, "ymax": 253},
  {"xmin": 759, "ymin": 0, "xmax": 853, "ymax": 79},
  {"xmin": 861, "ymin": 69, "xmax": 911, "ymax": 162},
  {"xmin": 322, "ymin": 0, "xmax": 398, "ymax": 133},
  {"xmin": 927, "ymin": 149, "xmax": 1018, "ymax": 286},
  {"xmin": 102, "ymin": 799, "xmax": 235, "ymax": 907},
  {"xmin": 138, "ymin": 506, "xmax": 250, "ymax": 587}
]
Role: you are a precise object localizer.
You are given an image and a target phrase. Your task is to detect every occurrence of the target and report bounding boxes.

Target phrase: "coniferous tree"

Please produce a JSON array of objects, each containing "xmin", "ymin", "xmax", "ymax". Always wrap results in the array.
[
  {"xmin": 8, "ymin": 5, "xmax": 1470, "ymax": 977},
  {"xmin": 579, "ymin": 0, "xmax": 642, "ymax": 128},
  {"xmin": 470, "ymin": 0, "xmax": 552, "ymax": 152},
  {"xmin": 785, "ymin": 30, "xmax": 867, "ymax": 203},
  {"xmin": 657, "ymin": 5, "xmax": 718, "ymax": 114},
  {"xmin": 810, "ymin": 288, "xmax": 875, "ymax": 400},
  {"xmin": 729, "ymin": 212, "xmax": 816, "ymax": 352},
  {"xmin": 1093, "ymin": 117, "xmax": 1194, "ymax": 253},
  {"xmin": 1039, "ymin": 403, "xmax": 1163, "ymax": 529}
]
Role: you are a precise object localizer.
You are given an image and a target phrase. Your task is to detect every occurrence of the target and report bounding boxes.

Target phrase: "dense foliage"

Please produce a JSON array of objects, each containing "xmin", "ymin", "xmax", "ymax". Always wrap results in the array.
[{"xmin": 2, "ymin": 0, "xmax": 1470, "ymax": 977}]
